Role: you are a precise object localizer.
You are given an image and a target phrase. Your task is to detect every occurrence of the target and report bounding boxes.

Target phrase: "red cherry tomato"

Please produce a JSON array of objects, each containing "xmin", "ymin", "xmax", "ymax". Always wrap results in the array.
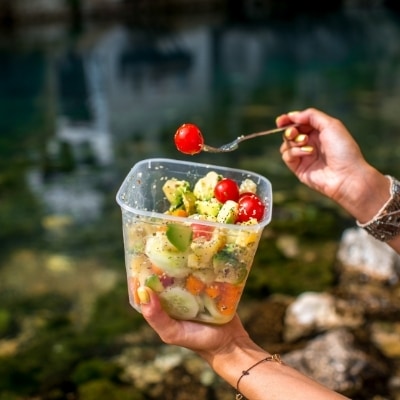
[
  {"xmin": 239, "ymin": 191, "xmax": 255, "ymax": 199},
  {"xmin": 191, "ymin": 223, "xmax": 214, "ymax": 241},
  {"xmin": 174, "ymin": 123, "xmax": 204, "ymax": 155},
  {"xmin": 237, "ymin": 193, "xmax": 265, "ymax": 222},
  {"xmin": 214, "ymin": 178, "xmax": 240, "ymax": 203}
]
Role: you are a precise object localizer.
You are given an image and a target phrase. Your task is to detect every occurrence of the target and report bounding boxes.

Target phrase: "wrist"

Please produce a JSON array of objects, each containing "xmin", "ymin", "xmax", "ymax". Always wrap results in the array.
[
  {"xmin": 333, "ymin": 166, "xmax": 391, "ymax": 223},
  {"xmin": 198, "ymin": 335, "xmax": 269, "ymax": 387},
  {"xmin": 356, "ymin": 176, "xmax": 400, "ymax": 242}
]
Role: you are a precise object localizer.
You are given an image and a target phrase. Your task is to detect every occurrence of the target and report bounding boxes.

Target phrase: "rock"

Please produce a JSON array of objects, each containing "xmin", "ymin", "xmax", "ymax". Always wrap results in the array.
[
  {"xmin": 283, "ymin": 328, "xmax": 389, "ymax": 396},
  {"xmin": 240, "ymin": 296, "xmax": 295, "ymax": 353},
  {"xmin": 337, "ymin": 227, "xmax": 400, "ymax": 283},
  {"xmin": 370, "ymin": 321, "xmax": 400, "ymax": 358},
  {"xmin": 115, "ymin": 342, "xmax": 223, "ymax": 399},
  {"xmin": 283, "ymin": 292, "xmax": 364, "ymax": 342},
  {"xmin": 334, "ymin": 228, "xmax": 400, "ymax": 320},
  {"xmin": 332, "ymin": 282, "xmax": 400, "ymax": 319}
]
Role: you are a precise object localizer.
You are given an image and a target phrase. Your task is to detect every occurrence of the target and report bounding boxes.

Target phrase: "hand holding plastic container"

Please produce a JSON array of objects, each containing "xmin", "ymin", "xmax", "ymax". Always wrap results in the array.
[{"xmin": 116, "ymin": 158, "xmax": 272, "ymax": 324}]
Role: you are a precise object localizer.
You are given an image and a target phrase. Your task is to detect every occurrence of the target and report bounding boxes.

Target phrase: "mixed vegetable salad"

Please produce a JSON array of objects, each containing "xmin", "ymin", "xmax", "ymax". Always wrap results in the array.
[{"xmin": 124, "ymin": 169, "xmax": 268, "ymax": 324}]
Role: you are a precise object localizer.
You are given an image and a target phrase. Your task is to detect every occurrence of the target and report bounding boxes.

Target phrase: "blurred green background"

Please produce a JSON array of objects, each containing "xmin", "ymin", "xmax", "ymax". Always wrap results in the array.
[{"xmin": 1, "ymin": 1, "xmax": 400, "ymax": 399}]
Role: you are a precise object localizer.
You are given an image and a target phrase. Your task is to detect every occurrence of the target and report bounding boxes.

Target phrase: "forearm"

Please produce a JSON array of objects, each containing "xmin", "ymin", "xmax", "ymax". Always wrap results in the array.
[{"xmin": 199, "ymin": 337, "xmax": 348, "ymax": 400}]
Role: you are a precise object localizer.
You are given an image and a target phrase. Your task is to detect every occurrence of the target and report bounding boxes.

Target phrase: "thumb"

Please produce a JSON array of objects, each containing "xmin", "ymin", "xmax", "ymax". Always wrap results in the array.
[{"xmin": 137, "ymin": 287, "xmax": 181, "ymax": 338}]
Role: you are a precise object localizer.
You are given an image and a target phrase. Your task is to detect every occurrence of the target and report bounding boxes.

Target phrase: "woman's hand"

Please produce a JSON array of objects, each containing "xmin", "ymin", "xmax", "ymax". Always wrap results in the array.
[
  {"xmin": 138, "ymin": 286, "xmax": 251, "ymax": 361},
  {"xmin": 277, "ymin": 108, "xmax": 367, "ymax": 202},
  {"xmin": 277, "ymin": 108, "xmax": 390, "ymax": 224}
]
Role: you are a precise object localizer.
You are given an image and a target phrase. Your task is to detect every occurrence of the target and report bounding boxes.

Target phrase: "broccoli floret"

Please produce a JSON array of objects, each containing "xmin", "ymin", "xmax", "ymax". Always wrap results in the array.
[{"xmin": 212, "ymin": 245, "xmax": 247, "ymax": 284}]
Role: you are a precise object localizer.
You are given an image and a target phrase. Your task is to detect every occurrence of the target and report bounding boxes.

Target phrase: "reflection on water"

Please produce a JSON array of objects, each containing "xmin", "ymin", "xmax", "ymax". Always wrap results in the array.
[{"xmin": 1, "ymin": 8, "xmax": 400, "ymax": 398}]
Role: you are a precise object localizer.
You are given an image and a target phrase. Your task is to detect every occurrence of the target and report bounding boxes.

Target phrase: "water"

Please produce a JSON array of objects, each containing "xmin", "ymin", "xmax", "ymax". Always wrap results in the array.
[{"xmin": 1, "ymin": 8, "xmax": 400, "ymax": 399}]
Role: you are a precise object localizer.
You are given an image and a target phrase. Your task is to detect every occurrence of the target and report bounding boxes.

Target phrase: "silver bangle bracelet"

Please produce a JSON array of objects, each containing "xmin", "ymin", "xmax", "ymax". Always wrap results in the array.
[{"xmin": 357, "ymin": 175, "xmax": 400, "ymax": 242}]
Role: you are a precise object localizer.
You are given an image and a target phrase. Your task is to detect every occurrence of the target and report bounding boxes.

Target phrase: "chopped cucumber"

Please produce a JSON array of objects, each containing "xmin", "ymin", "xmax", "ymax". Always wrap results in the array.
[
  {"xmin": 195, "ymin": 198, "xmax": 221, "ymax": 217},
  {"xmin": 182, "ymin": 191, "xmax": 196, "ymax": 215},
  {"xmin": 216, "ymin": 200, "xmax": 239, "ymax": 224},
  {"xmin": 201, "ymin": 294, "xmax": 232, "ymax": 324},
  {"xmin": 145, "ymin": 232, "xmax": 190, "ymax": 278},
  {"xmin": 192, "ymin": 268, "xmax": 216, "ymax": 285},
  {"xmin": 162, "ymin": 178, "xmax": 191, "ymax": 207},
  {"xmin": 159, "ymin": 287, "xmax": 200, "ymax": 320},
  {"xmin": 166, "ymin": 223, "xmax": 193, "ymax": 251},
  {"xmin": 144, "ymin": 274, "xmax": 164, "ymax": 293}
]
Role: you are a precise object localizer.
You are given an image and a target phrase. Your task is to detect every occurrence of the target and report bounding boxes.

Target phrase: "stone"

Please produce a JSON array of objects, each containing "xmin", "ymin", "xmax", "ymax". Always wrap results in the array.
[
  {"xmin": 283, "ymin": 328, "xmax": 389, "ymax": 396},
  {"xmin": 283, "ymin": 292, "xmax": 363, "ymax": 342},
  {"xmin": 337, "ymin": 227, "xmax": 400, "ymax": 283}
]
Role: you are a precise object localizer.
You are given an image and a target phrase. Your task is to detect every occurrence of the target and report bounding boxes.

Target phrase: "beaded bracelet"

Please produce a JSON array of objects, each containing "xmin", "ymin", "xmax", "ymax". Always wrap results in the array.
[
  {"xmin": 357, "ymin": 176, "xmax": 400, "ymax": 242},
  {"xmin": 235, "ymin": 354, "xmax": 282, "ymax": 400}
]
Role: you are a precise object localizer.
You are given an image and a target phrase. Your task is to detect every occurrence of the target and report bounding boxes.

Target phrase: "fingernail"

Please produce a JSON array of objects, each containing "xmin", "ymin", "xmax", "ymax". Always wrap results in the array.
[
  {"xmin": 288, "ymin": 111, "xmax": 299, "ymax": 116},
  {"xmin": 284, "ymin": 128, "xmax": 292, "ymax": 139},
  {"xmin": 300, "ymin": 146, "xmax": 314, "ymax": 153},
  {"xmin": 137, "ymin": 286, "xmax": 150, "ymax": 304},
  {"xmin": 295, "ymin": 134, "xmax": 306, "ymax": 143}
]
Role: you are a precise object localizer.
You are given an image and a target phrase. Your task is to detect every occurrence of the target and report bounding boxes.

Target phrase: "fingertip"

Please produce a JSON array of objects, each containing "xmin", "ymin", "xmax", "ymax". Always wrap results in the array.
[
  {"xmin": 294, "ymin": 134, "xmax": 307, "ymax": 143},
  {"xmin": 300, "ymin": 146, "xmax": 314, "ymax": 153},
  {"xmin": 139, "ymin": 286, "xmax": 164, "ymax": 320},
  {"xmin": 137, "ymin": 286, "xmax": 151, "ymax": 305},
  {"xmin": 275, "ymin": 114, "xmax": 285, "ymax": 126},
  {"xmin": 284, "ymin": 126, "xmax": 297, "ymax": 139},
  {"xmin": 276, "ymin": 113, "xmax": 294, "ymax": 128}
]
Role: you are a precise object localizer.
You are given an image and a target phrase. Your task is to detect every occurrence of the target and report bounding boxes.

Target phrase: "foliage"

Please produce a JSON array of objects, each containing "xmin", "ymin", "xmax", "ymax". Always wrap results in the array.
[
  {"xmin": 78, "ymin": 379, "xmax": 144, "ymax": 400},
  {"xmin": 0, "ymin": 286, "xmax": 144, "ymax": 398},
  {"xmin": 84, "ymin": 281, "xmax": 144, "ymax": 341},
  {"xmin": 243, "ymin": 200, "xmax": 345, "ymax": 298},
  {"xmin": 71, "ymin": 359, "xmax": 121, "ymax": 385}
]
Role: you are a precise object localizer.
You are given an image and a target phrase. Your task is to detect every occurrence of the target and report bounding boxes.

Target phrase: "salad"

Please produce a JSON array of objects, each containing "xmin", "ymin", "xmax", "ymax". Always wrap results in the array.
[{"xmin": 124, "ymin": 169, "xmax": 268, "ymax": 324}]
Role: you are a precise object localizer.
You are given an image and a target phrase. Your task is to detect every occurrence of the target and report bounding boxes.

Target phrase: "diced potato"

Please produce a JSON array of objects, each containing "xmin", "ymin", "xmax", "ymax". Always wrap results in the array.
[
  {"xmin": 129, "ymin": 253, "xmax": 152, "ymax": 275},
  {"xmin": 234, "ymin": 230, "xmax": 259, "ymax": 247},
  {"xmin": 190, "ymin": 231, "xmax": 226, "ymax": 266}
]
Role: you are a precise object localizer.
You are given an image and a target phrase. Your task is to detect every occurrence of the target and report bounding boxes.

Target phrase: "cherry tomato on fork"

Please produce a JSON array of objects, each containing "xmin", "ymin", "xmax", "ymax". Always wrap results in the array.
[
  {"xmin": 237, "ymin": 193, "xmax": 265, "ymax": 222},
  {"xmin": 174, "ymin": 123, "xmax": 204, "ymax": 155},
  {"xmin": 214, "ymin": 178, "xmax": 240, "ymax": 203}
]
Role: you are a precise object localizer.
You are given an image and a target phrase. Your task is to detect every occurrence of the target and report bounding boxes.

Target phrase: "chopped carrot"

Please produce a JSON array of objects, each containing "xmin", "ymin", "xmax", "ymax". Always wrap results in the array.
[
  {"xmin": 128, "ymin": 276, "xmax": 140, "ymax": 305},
  {"xmin": 171, "ymin": 209, "xmax": 188, "ymax": 217},
  {"xmin": 186, "ymin": 274, "xmax": 206, "ymax": 295},
  {"xmin": 151, "ymin": 264, "xmax": 164, "ymax": 276},
  {"xmin": 216, "ymin": 282, "xmax": 242, "ymax": 316},
  {"xmin": 204, "ymin": 283, "xmax": 221, "ymax": 299}
]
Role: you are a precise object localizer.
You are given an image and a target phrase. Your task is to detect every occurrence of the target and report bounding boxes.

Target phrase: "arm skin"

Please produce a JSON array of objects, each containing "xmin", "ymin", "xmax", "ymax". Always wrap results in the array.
[
  {"xmin": 277, "ymin": 108, "xmax": 400, "ymax": 253},
  {"xmin": 139, "ymin": 287, "xmax": 349, "ymax": 400}
]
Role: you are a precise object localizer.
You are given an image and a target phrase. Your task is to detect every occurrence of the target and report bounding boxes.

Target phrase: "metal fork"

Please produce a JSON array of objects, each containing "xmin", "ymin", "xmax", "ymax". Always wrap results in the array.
[{"xmin": 202, "ymin": 124, "xmax": 299, "ymax": 153}]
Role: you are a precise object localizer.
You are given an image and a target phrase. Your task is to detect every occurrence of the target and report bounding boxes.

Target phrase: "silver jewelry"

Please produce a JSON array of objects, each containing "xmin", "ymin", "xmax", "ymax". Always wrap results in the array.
[{"xmin": 357, "ymin": 176, "xmax": 400, "ymax": 242}]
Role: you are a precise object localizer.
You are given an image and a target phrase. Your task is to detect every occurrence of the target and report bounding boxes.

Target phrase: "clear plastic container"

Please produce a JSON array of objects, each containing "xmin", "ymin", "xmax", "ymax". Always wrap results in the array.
[{"xmin": 116, "ymin": 158, "xmax": 272, "ymax": 324}]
